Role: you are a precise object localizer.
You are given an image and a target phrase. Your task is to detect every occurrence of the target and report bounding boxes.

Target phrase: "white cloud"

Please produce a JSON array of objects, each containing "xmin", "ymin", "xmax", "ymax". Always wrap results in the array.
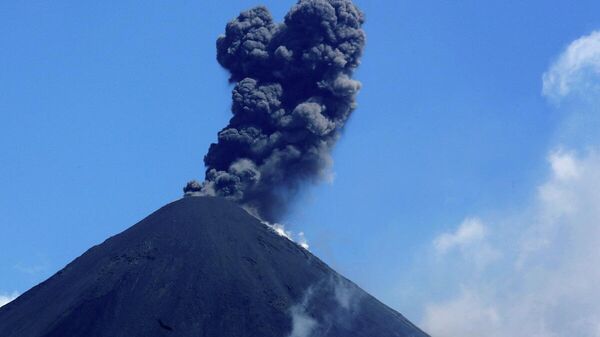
[
  {"xmin": 422, "ymin": 148, "xmax": 600, "ymax": 337},
  {"xmin": 549, "ymin": 149, "xmax": 580, "ymax": 180},
  {"xmin": 433, "ymin": 217, "xmax": 500, "ymax": 269},
  {"xmin": 0, "ymin": 292, "xmax": 19, "ymax": 308},
  {"xmin": 422, "ymin": 290, "xmax": 501, "ymax": 337},
  {"xmin": 542, "ymin": 30, "xmax": 600, "ymax": 101},
  {"xmin": 420, "ymin": 31, "xmax": 600, "ymax": 337},
  {"xmin": 433, "ymin": 217, "xmax": 486, "ymax": 253}
]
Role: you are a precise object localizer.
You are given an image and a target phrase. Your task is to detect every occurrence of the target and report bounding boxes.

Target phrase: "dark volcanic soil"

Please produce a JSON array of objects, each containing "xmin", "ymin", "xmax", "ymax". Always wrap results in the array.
[{"xmin": 0, "ymin": 197, "xmax": 429, "ymax": 337}]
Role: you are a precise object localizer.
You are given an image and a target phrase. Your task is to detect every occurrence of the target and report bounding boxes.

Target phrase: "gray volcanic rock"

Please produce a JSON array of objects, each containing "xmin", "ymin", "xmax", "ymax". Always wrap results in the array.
[{"xmin": 0, "ymin": 197, "xmax": 429, "ymax": 337}]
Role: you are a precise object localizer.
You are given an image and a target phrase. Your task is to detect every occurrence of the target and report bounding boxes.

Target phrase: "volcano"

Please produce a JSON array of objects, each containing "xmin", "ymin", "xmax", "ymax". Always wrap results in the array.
[{"xmin": 0, "ymin": 197, "xmax": 429, "ymax": 337}]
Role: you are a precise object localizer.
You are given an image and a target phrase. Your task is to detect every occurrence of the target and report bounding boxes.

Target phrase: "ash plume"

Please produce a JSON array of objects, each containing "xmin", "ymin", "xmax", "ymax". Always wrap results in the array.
[{"xmin": 185, "ymin": 0, "xmax": 365, "ymax": 221}]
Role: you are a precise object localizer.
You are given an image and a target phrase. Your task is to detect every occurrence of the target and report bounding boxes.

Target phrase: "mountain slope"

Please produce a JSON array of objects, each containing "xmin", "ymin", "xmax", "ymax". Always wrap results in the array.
[{"xmin": 0, "ymin": 197, "xmax": 429, "ymax": 337}]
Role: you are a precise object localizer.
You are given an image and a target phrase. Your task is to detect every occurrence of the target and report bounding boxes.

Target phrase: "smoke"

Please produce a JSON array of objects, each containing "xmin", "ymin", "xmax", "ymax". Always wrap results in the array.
[{"xmin": 184, "ymin": 0, "xmax": 365, "ymax": 222}]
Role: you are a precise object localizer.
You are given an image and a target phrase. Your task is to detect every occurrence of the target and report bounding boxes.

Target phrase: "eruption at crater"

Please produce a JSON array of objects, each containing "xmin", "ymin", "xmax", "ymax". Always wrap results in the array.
[{"xmin": 185, "ymin": 0, "xmax": 366, "ymax": 222}]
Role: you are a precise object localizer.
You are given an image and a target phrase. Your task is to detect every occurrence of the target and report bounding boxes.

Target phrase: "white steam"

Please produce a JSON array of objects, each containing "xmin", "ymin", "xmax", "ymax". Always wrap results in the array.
[
  {"xmin": 285, "ymin": 276, "xmax": 363, "ymax": 337},
  {"xmin": 263, "ymin": 221, "xmax": 310, "ymax": 250},
  {"xmin": 288, "ymin": 287, "xmax": 319, "ymax": 337}
]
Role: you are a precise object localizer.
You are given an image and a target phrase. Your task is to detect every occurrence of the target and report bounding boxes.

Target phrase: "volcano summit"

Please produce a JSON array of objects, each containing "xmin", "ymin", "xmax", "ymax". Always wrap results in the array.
[
  {"xmin": 0, "ymin": 197, "xmax": 429, "ymax": 337},
  {"xmin": 0, "ymin": 1, "xmax": 431, "ymax": 335}
]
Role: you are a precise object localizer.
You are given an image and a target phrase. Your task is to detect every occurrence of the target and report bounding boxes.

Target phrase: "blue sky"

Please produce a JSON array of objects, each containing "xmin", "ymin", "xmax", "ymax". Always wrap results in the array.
[{"xmin": 2, "ymin": 1, "xmax": 600, "ymax": 335}]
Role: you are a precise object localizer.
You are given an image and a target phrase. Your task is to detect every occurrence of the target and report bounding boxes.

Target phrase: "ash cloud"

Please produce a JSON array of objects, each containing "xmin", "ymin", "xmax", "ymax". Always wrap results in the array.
[{"xmin": 185, "ymin": 0, "xmax": 365, "ymax": 222}]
